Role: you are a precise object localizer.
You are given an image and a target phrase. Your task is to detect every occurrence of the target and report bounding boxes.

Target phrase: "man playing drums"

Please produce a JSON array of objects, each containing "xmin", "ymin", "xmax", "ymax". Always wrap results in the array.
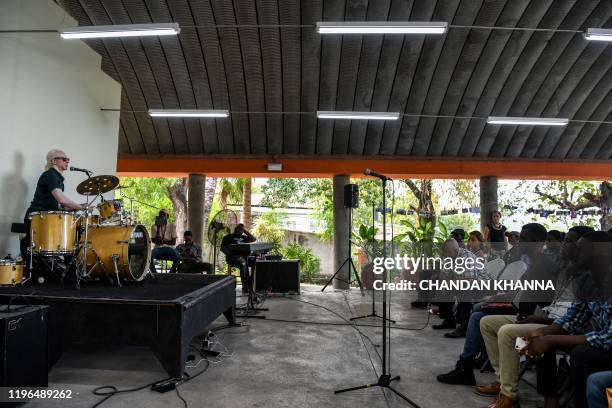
[{"xmin": 22, "ymin": 149, "xmax": 87, "ymax": 257}]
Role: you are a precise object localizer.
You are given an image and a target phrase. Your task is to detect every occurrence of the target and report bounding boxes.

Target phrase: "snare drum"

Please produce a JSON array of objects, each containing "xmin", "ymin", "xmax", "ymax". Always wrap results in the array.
[
  {"xmin": 77, "ymin": 224, "xmax": 151, "ymax": 282},
  {"xmin": 29, "ymin": 211, "xmax": 76, "ymax": 255},
  {"xmin": 0, "ymin": 260, "xmax": 24, "ymax": 285},
  {"xmin": 98, "ymin": 199, "xmax": 123, "ymax": 220}
]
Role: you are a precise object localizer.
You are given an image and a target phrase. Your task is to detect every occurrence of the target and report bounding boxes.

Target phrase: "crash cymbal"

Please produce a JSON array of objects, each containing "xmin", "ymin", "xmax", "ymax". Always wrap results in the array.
[{"xmin": 76, "ymin": 175, "xmax": 120, "ymax": 196}]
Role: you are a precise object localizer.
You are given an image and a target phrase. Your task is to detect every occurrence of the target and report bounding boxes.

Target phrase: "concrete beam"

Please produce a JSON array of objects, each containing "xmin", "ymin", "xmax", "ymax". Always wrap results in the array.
[
  {"xmin": 117, "ymin": 157, "xmax": 612, "ymax": 180},
  {"xmin": 333, "ymin": 175, "xmax": 350, "ymax": 290},
  {"xmin": 187, "ymin": 173, "xmax": 206, "ymax": 248}
]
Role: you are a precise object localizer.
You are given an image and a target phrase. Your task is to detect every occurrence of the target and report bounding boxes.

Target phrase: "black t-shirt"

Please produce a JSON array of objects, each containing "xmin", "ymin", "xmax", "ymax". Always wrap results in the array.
[
  {"xmin": 221, "ymin": 233, "xmax": 253, "ymax": 262},
  {"xmin": 487, "ymin": 223, "xmax": 507, "ymax": 251},
  {"xmin": 25, "ymin": 168, "xmax": 64, "ymax": 217}
]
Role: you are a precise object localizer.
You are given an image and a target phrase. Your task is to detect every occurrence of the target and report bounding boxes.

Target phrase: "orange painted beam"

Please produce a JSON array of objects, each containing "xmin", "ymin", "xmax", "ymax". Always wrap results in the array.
[{"xmin": 116, "ymin": 156, "xmax": 612, "ymax": 180}]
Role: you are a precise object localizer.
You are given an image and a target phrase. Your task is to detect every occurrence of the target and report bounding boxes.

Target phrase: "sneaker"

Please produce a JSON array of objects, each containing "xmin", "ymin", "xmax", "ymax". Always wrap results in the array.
[
  {"xmin": 436, "ymin": 358, "xmax": 476, "ymax": 386},
  {"xmin": 444, "ymin": 327, "xmax": 467, "ymax": 338},
  {"xmin": 433, "ymin": 319, "xmax": 456, "ymax": 330}
]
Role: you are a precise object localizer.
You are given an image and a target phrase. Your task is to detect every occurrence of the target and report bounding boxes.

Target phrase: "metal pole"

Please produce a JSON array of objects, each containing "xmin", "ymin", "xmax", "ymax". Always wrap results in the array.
[{"xmin": 382, "ymin": 178, "xmax": 387, "ymax": 375}]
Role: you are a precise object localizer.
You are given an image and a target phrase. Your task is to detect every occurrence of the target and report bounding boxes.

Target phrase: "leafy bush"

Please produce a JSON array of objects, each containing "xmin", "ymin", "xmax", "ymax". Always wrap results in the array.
[
  {"xmin": 280, "ymin": 243, "xmax": 321, "ymax": 283},
  {"xmin": 252, "ymin": 210, "xmax": 287, "ymax": 253}
]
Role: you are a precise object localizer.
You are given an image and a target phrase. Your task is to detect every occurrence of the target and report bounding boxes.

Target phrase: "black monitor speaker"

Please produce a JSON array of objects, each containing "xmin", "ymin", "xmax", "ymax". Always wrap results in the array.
[{"xmin": 344, "ymin": 184, "xmax": 359, "ymax": 208}]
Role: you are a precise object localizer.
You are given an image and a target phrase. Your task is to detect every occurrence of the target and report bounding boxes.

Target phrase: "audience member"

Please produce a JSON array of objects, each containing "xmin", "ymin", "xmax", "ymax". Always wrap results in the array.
[
  {"xmin": 503, "ymin": 231, "xmax": 521, "ymax": 264},
  {"xmin": 436, "ymin": 223, "xmax": 552, "ymax": 387},
  {"xmin": 150, "ymin": 209, "xmax": 179, "ymax": 273},
  {"xmin": 586, "ymin": 371, "xmax": 612, "ymax": 408},
  {"xmin": 468, "ymin": 230, "xmax": 487, "ymax": 259},
  {"xmin": 520, "ymin": 231, "xmax": 612, "ymax": 408},
  {"xmin": 451, "ymin": 228, "xmax": 467, "ymax": 248},
  {"xmin": 176, "ymin": 231, "xmax": 212, "ymax": 274},
  {"xmin": 484, "ymin": 210, "xmax": 508, "ymax": 258},
  {"xmin": 476, "ymin": 226, "xmax": 593, "ymax": 407}
]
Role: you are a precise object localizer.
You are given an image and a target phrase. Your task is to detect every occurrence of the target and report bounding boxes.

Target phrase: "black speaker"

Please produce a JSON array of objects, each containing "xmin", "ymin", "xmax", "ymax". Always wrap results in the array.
[
  {"xmin": 254, "ymin": 260, "xmax": 300, "ymax": 294},
  {"xmin": 344, "ymin": 184, "xmax": 359, "ymax": 208},
  {"xmin": 0, "ymin": 305, "xmax": 49, "ymax": 388}
]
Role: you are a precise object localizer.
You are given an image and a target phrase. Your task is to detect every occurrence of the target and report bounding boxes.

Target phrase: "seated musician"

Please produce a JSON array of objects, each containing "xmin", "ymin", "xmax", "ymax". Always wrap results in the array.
[
  {"xmin": 22, "ymin": 149, "xmax": 87, "ymax": 257},
  {"xmin": 176, "ymin": 231, "xmax": 212, "ymax": 274},
  {"xmin": 149, "ymin": 209, "xmax": 180, "ymax": 273},
  {"xmin": 221, "ymin": 224, "xmax": 256, "ymax": 293}
]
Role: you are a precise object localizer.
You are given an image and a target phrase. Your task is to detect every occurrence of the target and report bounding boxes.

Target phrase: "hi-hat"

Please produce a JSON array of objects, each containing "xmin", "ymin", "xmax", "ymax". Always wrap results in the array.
[{"xmin": 77, "ymin": 175, "xmax": 120, "ymax": 196}]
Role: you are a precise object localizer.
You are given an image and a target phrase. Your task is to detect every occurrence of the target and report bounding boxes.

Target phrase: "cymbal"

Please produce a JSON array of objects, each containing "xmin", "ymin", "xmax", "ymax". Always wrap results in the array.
[
  {"xmin": 115, "ymin": 185, "xmax": 133, "ymax": 190},
  {"xmin": 76, "ymin": 175, "xmax": 120, "ymax": 196}
]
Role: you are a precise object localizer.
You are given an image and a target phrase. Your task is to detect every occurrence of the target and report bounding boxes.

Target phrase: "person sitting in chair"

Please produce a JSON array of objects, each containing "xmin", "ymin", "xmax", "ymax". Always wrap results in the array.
[
  {"xmin": 176, "ymin": 230, "xmax": 212, "ymax": 274},
  {"xmin": 150, "ymin": 209, "xmax": 179, "ymax": 273},
  {"xmin": 221, "ymin": 223, "xmax": 256, "ymax": 293}
]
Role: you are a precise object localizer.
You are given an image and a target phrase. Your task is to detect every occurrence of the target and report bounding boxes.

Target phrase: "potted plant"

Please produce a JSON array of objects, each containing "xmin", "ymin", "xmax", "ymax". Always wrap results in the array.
[{"xmin": 352, "ymin": 224, "xmax": 382, "ymax": 289}]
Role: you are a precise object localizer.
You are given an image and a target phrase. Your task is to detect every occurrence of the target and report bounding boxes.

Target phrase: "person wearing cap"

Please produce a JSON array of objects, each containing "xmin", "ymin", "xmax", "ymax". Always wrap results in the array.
[
  {"xmin": 503, "ymin": 231, "xmax": 521, "ymax": 265},
  {"xmin": 451, "ymin": 228, "xmax": 466, "ymax": 248}
]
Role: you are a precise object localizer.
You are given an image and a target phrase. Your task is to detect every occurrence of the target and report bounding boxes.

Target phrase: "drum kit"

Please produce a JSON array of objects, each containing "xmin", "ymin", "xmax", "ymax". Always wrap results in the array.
[{"xmin": 4, "ymin": 174, "xmax": 153, "ymax": 287}]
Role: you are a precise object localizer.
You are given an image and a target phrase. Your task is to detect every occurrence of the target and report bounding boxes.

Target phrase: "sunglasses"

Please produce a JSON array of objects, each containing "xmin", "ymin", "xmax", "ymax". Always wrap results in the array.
[{"xmin": 53, "ymin": 157, "xmax": 70, "ymax": 162}]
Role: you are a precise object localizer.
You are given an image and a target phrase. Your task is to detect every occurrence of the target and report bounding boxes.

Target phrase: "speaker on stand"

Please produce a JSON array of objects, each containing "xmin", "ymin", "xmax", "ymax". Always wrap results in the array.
[{"xmin": 321, "ymin": 184, "xmax": 363, "ymax": 293}]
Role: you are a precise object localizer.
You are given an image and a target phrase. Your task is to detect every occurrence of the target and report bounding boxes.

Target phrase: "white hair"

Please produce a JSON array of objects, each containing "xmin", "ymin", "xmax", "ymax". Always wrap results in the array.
[{"xmin": 45, "ymin": 149, "xmax": 64, "ymax": 170}]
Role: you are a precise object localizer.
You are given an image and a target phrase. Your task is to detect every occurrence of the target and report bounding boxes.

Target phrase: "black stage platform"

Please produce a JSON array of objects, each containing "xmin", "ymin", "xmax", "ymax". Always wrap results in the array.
[{"xmin": 0, "ymin": 274, "xmax": 236, "ymax": 379}]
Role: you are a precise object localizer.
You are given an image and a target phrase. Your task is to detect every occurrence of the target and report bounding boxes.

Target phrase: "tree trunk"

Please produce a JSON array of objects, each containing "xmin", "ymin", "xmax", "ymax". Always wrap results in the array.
[
  {"xmin": 242, "ymin": 178, "xmax": 252, "ymax": 230},
  {"xmin": 203, "ymin": 177, "xmax": 217, "ymax": 227},
  {"xmin": 168, "ymin": 178, "xmax": 188, "ymax": 240}
]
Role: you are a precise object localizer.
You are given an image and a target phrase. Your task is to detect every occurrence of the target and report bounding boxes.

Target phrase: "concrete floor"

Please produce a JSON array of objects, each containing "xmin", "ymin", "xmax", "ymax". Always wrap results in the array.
[{"xmin": 28, "ymin": 287, "xmax": 546, "ymax": 408}]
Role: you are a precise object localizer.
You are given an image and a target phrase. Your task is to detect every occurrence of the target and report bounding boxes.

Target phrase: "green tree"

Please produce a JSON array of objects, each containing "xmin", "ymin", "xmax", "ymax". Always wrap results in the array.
[
  {"xmin": 252, "ymin": 210, "xmax": 287, "ymax": 253},
  {"xmin": 534, "ymin": 180, "xmax": 611, "ymax": 231},
  {"xmin": 116, "ymin": 177, "xmax": 187, "ymax": 235}
]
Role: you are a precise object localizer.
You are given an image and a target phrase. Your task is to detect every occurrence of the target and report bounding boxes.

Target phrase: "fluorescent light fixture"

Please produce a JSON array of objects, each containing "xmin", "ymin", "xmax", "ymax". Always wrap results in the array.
[
  {"xmin": 317, "ymin": 111, "xmax": 400, "ymax": 120},
  {"xmin": 148, "ymin": 109, "xmax": 229, "ymax": 118},
  {"xmin": 487, "ymin": 116, "xmax": 569, "ymax": 126},
  {"xmin": 317, "ymin": 21, "xmax": 448, "ymax": 35},
  {"xmin": 60, "ymin": 23, "xmax": 180, "ymax": 39},
  {"xmin": 584, "ymin": 28, "xmax": 612, "ymax": 41},
  {"xmin": 266, "ymin": 163, "xmax": 283, "ymax": 172}
]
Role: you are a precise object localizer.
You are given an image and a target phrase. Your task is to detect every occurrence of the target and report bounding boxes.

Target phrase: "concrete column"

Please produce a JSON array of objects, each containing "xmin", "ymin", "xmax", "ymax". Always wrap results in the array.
[
  {"xmin": 187, "ymin": 173, "xmax": 206, "ymax": 247},
  {"xmin": 480, "ymin": 176, "xmax": 498, "ymax": 232},
  {"xmin": 333, "ymin": 175, "xmax": 350, "ymax": 290}
]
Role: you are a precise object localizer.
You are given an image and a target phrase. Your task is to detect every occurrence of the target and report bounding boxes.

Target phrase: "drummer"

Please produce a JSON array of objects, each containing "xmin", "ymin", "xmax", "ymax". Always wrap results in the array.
[{"xmin": 21, "ymin": 149, "xmax": 87, "ymax": 256}]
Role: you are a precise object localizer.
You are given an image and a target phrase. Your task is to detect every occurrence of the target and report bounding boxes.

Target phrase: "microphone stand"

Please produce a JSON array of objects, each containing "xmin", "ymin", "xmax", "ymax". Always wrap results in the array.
[
  {"xmin": 334, "ymin": 176, "xmax": 419, "ymax": 408},
  {"xmin": 350, "ymin": 204, "xmax": 395, "ymax": 323}
]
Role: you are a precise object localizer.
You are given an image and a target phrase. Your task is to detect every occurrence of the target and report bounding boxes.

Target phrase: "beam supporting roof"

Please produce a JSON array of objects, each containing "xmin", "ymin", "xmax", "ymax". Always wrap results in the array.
[{"xmin": 117, "ymin": 156, "xmax": 612, "ymax": 180}]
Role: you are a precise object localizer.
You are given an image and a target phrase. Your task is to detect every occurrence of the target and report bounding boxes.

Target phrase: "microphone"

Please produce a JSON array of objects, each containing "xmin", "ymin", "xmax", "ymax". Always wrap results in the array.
[
  {"xmin": 363, "ymin": 168, "xmax": 391, "ymax": 181},
  {"xmin": 70, "ymin": 166, "xmax": 92, "ymax": 176}
]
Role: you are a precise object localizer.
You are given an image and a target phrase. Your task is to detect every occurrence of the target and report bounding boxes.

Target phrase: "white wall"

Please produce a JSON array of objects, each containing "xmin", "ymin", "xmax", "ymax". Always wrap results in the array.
[{"xmin": 0, "ymin": 0, "xmax": 122, "ymax": 256}]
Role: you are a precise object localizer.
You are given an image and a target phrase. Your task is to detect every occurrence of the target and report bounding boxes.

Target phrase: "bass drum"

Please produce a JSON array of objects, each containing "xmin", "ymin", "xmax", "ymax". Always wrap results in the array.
[
  {"xmin": 0, "ymin": 260, "xmax": 23, "ymax": 285},
  {"xmin": 77, "ymin": 224, "xmax": 151, "ymax": 282}
]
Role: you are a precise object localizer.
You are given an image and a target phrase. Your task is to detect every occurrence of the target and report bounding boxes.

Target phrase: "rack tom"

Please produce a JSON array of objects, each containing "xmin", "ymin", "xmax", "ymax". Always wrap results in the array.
[
  {"xmin": 29, "ymin": 211, "xmax": 76, "ymax": 255},
  {"xmin": 98, "ymin": 200, "xmax": 123, "ymax": 221},
  {"xmin": 0, "ymin": 260, "xmax": 24, "ymax": 285}
]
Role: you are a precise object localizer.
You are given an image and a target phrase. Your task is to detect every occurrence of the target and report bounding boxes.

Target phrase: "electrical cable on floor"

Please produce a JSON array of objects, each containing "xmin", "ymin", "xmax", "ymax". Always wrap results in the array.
[
  {"xmin": 90, "ymin": 321, "xmax": 247, "ymax": 408},
  {"xmin": 175, "ymin": 387, "xmax": 188, "ymax": 408}
]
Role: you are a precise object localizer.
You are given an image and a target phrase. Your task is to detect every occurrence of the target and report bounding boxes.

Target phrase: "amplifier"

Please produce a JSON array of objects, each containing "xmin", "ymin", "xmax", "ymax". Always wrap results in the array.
[
  {"xmin": 0, "ymin": 305, "xmax": 49, "ymax": 387},
  {"xmin": 254, "ymin": 260, "xmax": 300, "ymax": 294}
]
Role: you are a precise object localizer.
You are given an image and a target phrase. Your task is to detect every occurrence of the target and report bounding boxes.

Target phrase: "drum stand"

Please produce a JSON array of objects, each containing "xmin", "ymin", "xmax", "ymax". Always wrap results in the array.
[{"xmin": 75, "ymin": 192, "xmax": 103, "ymax": 288}]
